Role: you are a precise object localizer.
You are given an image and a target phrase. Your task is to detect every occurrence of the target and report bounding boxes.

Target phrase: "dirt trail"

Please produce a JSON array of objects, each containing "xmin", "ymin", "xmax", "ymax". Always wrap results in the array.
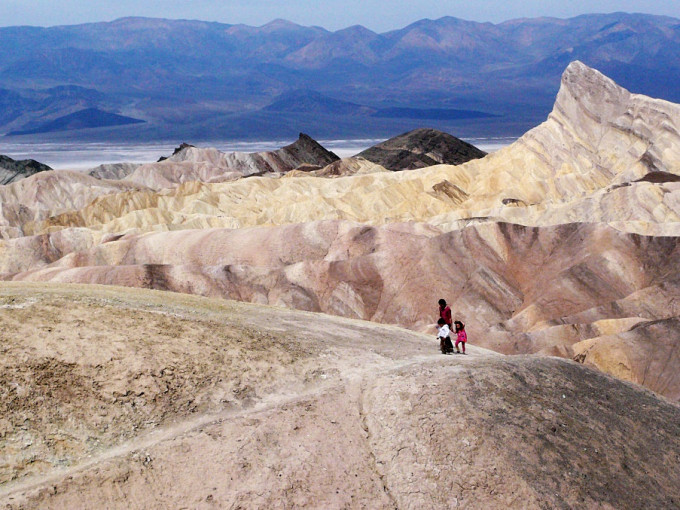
[{"xmin": 0, "ymin": 351, "xmax": 456, "ymax": 501}]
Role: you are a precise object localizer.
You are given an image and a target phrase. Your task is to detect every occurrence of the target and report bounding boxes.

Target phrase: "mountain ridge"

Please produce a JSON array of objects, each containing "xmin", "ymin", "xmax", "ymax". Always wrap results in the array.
[{"xmin": 1, "ymin": 13, "xmax": 679, "ymax": 140}]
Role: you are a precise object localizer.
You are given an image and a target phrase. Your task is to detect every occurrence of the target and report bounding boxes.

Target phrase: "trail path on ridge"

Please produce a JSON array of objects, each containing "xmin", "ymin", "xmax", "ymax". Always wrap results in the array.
[
  {"xmin": 0, "ymin": 350, "xmax": 462, "ymax": 502},
  {"xmin": 1, "ymin": 283, "xmax": 679, "ymax": 509}
]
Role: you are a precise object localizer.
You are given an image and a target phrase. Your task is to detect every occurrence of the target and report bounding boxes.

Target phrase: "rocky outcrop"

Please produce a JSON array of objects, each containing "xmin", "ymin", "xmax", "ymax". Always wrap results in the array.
[
  {"xmin": 0, "ymin": 155, "xmax": 51, "ymax": 185},
  {"xmin": 88, "ymin": 162, "xmax": 141, "ymax": 180},
  {"xmin": 357, "ymin": 128, "xmax": 487, "ymax": 170},
  {"xmin": 448, "ymin": 61, "xmax": 680, "ymax": 214},
  {"xmin": 124, "ymin": 133, "xmax": 340, "ymax": 189}
]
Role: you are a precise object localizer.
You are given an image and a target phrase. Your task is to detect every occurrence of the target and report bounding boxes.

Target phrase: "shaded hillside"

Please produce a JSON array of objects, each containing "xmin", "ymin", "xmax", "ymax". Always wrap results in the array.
[
  {"xmin": 0, "ymin": 154, "xmax": 51, "ymax": 185},
  {"xmin": 357, "ymin": 128, "xmax": 487, "ymax": 170},
  {"xmin": 0, "ymin": 13, "xmax": 679, "ymax": 140},
  {"xmin": 0, "ymin": 284, "xmax": 678, "ymax": 509},
  {"xmin": 7, "ymin": 108, "xmax": 144, "ymax": 136}
]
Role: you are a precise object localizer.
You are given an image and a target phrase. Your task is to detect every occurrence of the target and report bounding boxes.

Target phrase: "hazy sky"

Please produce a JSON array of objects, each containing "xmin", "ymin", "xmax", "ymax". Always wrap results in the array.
[{"xmin": 2, "ymin": 0, "xmax": 679, "ymax": 31}]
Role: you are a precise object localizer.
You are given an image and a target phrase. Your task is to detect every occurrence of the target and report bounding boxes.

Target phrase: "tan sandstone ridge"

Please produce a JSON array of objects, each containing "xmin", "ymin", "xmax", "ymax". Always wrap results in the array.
[
  {"xmin": 0, "ymin": 283, "xmax": 678, "ymax": 509},
  {"xmin": 1, "ymin": 61, "xmax": 680, "ymax": 402}
]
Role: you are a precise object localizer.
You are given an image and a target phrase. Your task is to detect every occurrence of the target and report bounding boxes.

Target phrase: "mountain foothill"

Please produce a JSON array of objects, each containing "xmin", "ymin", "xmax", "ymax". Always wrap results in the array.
[{"xmin": 1, "ymin": 23, "xmax": 680, "ymax": 508}]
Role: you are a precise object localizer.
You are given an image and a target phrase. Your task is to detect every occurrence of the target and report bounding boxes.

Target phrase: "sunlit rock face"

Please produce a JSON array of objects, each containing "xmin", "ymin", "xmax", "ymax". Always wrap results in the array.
[{"xmin": 2, "ymin": 62, "xmax": 680, "ymax": 400}]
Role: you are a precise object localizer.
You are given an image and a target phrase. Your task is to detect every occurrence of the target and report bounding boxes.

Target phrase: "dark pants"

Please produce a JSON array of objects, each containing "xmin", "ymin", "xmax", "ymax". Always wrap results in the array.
[{"xmin": 440, "ymin": 336, "xmax": 453, "ymax": 353}]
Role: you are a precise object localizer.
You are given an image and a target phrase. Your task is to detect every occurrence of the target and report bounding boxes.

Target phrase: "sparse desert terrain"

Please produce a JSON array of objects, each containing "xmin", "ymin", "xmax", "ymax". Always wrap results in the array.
[
  {"xmin": 0, "ymin": 283, "xmax": 678, "ymax": 509},
  {"xmin": 2, "ymin": 62, "xmax": 680, "ymax": 402}
]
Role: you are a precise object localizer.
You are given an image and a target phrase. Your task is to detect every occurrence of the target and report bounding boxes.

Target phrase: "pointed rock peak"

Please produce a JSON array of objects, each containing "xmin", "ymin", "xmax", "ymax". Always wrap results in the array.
[
  {"xmin": 554, "ymin": 61, "xmax": 630, "ymax": 120},
  {"xmin": 298, "ymin": 132, "xmax": 315, "ymax": 143},
  {"xmin": 561, "ymin": 61, "xmax": 621, "ymax": 91},
  {"xmin": 157, "ymin": 142, "xmax": 195, "ymax": 162},
  {"xmin": 282, "ymin": 133, "xmax": 340, "ymax": 165},
  {"xmin": 173, "ymin": 142, "xmax": 196, "ymax": 155}
]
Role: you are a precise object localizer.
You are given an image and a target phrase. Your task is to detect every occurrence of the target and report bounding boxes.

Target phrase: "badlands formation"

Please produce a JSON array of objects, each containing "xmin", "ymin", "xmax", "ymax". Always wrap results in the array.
[
  {"xmin": 1, "ymin": 62, "xmax": 679, "ymax": 401},
  {"xmin": 1, "ymin": 62, "xmax": 680, "ymax": 507}
]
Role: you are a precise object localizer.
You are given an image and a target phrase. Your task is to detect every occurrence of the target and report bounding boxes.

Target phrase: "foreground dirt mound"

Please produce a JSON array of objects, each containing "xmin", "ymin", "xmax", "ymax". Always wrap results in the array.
[
  {"xmin": 0, "ymin": 282, "xmax": 431, "ymax": 489},
  {"xmin": 366, "ymin": 358, "xmax": 680, "ymax": 509},
  {"xmin": 1, "ymin": 283, "xmax": 679, "ymax": 509}
]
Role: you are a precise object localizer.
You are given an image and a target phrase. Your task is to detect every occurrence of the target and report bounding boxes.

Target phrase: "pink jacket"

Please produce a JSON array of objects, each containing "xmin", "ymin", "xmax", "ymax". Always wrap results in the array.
[{"xmin": 456, "ymin": 330, "xmax": 467, "ymax": 343}]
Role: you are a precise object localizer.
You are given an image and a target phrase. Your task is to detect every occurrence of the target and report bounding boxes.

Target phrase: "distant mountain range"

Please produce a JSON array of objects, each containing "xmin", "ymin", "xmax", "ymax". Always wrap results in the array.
[{"xmin": 1, "ymin": 13, "xmax": 679, "ymax": 141}]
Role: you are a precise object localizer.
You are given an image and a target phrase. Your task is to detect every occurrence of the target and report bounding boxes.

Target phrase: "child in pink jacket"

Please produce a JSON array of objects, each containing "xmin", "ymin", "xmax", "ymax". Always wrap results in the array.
[{"xmin": 454, "ymin": 321, "xmax": 467, "ymax": 354}]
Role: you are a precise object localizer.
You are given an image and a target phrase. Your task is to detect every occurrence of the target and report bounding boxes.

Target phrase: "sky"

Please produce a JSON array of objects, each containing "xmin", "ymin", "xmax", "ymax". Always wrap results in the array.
[{"xmin": 2, "ymin": 0, "xmax": 679, "ymax": 31}]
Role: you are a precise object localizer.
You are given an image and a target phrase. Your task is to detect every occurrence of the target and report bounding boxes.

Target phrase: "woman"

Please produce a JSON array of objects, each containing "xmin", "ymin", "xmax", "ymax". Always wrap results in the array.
[{"xmin": 438, "ymin": 299, "xmax": 452, "ymax": 327}]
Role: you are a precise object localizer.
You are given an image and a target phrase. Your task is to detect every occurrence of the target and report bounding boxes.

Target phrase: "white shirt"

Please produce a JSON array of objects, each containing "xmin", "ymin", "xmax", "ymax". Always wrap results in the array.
[{"xmin": 437, "ymin": 324, "xmax": 450, "ymax": 338}]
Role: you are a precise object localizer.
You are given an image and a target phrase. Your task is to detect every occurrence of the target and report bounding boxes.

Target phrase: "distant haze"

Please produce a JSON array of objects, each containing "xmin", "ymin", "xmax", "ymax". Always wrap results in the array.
[{"xmin": 1, "ymin": 0, "xmax": 679, "ymax": 31}]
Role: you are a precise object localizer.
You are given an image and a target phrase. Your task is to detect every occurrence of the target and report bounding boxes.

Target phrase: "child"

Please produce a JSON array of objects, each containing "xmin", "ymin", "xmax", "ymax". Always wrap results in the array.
[
  {"xmin": 436, "ymin": 318, "xmax": 453, "ymax": 354},
  {"xmin": 454, "ymin": 321, "xmax": 467, "ymax": 354}
]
